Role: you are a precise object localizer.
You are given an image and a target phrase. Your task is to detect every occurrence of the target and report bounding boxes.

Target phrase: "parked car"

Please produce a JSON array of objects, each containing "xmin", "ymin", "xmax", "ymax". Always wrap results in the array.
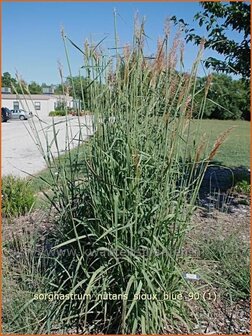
[
  {"xmin": 10, "ymin": 109, "xmax": 33, "ymax": 120},
  {"xmin": 1, "ymin": 107, "xmax": 10, "ymax": 122}
]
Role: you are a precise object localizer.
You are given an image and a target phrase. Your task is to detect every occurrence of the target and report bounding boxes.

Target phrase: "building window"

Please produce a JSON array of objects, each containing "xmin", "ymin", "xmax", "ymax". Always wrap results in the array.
[
  {"xmin": 34, "ymin": 102, "xmax": 41, "ymax": 110},
  {"xmin": 13, "ymin": 101, "xmax": 19, "ymax": 110}
]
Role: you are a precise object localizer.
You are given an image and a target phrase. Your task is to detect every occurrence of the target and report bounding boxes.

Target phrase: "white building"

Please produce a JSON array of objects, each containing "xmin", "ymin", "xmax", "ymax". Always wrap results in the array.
[{"xmin": 1, "ymin": 90, "xmax": 76, "ymax": 118}]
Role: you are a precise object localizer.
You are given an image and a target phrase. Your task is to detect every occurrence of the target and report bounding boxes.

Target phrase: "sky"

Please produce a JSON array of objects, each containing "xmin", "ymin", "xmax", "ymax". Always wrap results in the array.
[{"xmin": 2, "ymin": 2, "xmax": 241, "ymax": 85}]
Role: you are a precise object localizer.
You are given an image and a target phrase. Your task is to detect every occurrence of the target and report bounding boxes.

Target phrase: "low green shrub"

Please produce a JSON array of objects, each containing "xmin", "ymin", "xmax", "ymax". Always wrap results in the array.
[
  {"xmin": 234, "ymin": 180, "xmax": 250, "ymax": 194},
  {"xmin": 2, "ymin": 175, "xmax": 36, "ymax": 217},
  {"xmin": 50, "ymin": 108, "xmax": 90, "ymax": 116},
  {"xmin": 232, "ymin": 169, "xmax": 250, "ymax": 194},
  {"xmin": 49, "ymin": 110, "xmax": 67, "ymax": 116}
]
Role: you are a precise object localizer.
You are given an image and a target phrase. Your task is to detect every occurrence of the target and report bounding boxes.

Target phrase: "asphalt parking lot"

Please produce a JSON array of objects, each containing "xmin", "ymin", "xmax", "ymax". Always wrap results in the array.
[{"xmin": 2, "ymin": 115, "xmax": 94, "ymax": 177}]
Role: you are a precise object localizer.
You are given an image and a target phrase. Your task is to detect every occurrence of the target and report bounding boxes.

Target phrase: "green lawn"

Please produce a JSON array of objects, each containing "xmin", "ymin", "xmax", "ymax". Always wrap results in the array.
[
  {"xmin": 30, "ymin": 119, "xmax": 250, "ymax": 194},
  {"xmin": 191, "ymin": 119, "xmax": 250, "ymax": 168}
]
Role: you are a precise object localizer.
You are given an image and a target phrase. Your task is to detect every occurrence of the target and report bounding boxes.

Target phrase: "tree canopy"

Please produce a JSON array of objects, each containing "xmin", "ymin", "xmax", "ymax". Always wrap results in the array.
[
  {"xmin": 194, "ymin": 73, "xmax": 250, "ymax": 120},
  {"xmin": 2, "ymin": 72, "xmax": 18, "ymax": 89},
  {"xmin": 173, "ymin": 1, "xmax": 250, "ymax": 79}
]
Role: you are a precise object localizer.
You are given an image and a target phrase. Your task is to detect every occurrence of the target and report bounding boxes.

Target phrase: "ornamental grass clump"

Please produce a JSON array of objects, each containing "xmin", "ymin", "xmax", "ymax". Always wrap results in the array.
[
  {"xmin": 20, "ymin": 16, "xmax": 227, "ymax": 334},
  {"xmin": 2, "ymin": 175, "xmax": 36, "ymax": 218}
]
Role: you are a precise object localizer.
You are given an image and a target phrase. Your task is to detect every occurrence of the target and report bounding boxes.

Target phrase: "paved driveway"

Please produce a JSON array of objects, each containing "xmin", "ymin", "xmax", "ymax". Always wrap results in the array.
[{"xmin": 2, "ymin": 115, "xmax": 94, "ymax": 177}]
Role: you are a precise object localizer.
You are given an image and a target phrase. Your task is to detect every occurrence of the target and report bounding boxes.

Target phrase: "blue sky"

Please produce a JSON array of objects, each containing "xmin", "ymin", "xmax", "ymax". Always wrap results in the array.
[{"xmin": 2, "ymin": 2, "xmax": 239, "ymax": 85}]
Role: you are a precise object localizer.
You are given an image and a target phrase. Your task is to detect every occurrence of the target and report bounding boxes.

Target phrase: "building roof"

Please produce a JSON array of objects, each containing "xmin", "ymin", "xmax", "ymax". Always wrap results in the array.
[{"xmin": 1, "ymin": 94, "xmax": 73, "ymax": 100}]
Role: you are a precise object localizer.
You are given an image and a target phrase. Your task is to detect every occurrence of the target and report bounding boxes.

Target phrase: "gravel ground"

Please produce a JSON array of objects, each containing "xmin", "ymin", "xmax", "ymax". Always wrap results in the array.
[
  {"xmin": 3, "ymin": 202, "xmax": 250, "ymax": 334},
  {"xmin": 2, "ymin": 115, "xmax": 94, "ymax": 177},
  {"xmin": 186, "ymin": 206, "xmax": 250, "ymax": 334}
]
